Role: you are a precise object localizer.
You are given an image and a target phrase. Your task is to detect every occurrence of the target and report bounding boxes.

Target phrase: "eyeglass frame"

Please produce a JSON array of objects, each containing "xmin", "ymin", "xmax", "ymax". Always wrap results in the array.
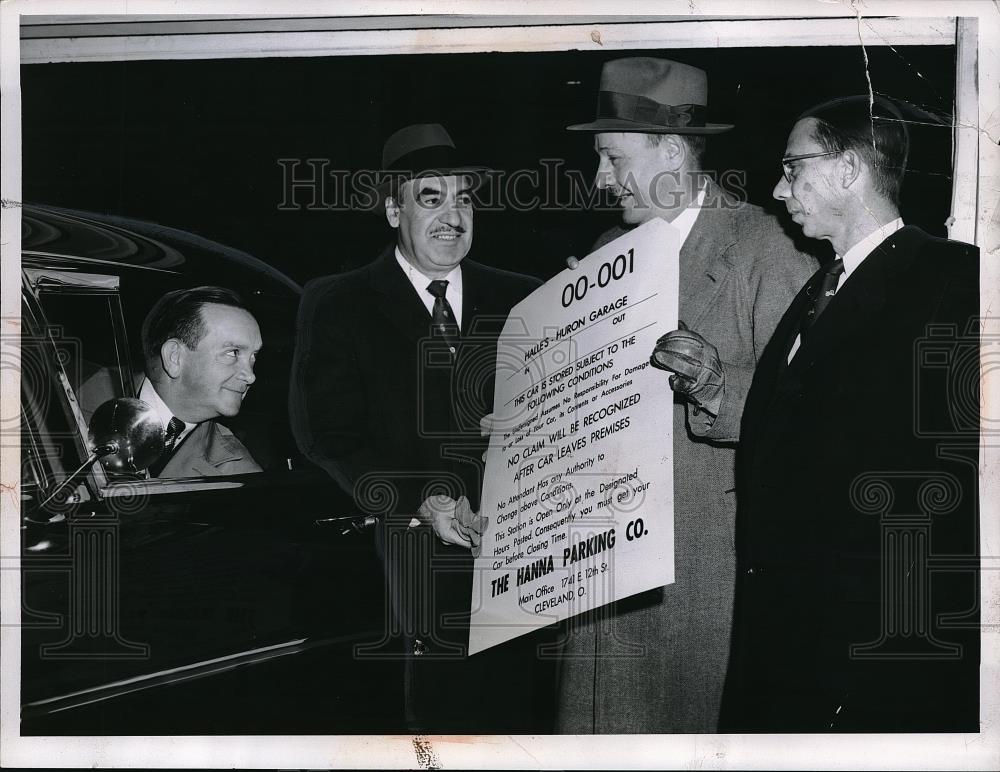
[{"xmin": 780, "ymin": 150, "xmax": 842, "ymax": 183}]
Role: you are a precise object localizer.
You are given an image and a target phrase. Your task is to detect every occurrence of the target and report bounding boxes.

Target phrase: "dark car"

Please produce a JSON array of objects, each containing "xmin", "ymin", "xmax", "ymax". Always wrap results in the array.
[{"xmin": 18, "ymin": 205, "xmax": 400, "ymax": 734}]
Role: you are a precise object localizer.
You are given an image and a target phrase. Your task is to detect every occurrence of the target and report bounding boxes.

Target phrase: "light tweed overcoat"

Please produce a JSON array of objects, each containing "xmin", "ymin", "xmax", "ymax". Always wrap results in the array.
[{"xmin": 555, "ymin": 183, "xmax": 816, "ymax": 733}]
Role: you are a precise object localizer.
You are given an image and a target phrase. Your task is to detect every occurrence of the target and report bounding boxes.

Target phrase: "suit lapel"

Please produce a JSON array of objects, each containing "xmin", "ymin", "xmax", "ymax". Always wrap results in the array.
[
  {"xmin": 200, "ymin": 422, "xmax": 244, "ymax": 467},
  {"xmin": 459, "ymin": 259, "xmax": 516, "ymax": 336},
  {"xmin": 678, "ymin": 186, "xmax": 737, "ymax": 327},
  {"xmin": 460, "ymin": 260, "xmax": 483, "ymax": 337},
  {"xmin": 368, "ymin": 244, "xmax": 436, "ymax": 343},
  {"xmin": 163, "ymin": 422, "xmax": 248, "ymax": 477},
  {"xmin": 772, "ymin": 268, "xmax": 822, "ymax": 379},
  {"xmin": 781, "ymin": 227, "xmax": 919, "ymax": 381}
]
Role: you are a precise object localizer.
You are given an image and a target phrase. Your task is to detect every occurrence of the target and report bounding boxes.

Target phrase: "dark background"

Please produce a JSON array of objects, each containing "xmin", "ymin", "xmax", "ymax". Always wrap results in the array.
[{"xmin": 22, "ymin": 44, "xmax": 957, "ymax": 285}]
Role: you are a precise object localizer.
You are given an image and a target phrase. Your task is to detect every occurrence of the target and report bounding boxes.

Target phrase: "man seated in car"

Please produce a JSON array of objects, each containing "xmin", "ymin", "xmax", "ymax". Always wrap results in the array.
[{"xmin": 139, "ymin": 285, "xmax": 263, "ymax": 478}]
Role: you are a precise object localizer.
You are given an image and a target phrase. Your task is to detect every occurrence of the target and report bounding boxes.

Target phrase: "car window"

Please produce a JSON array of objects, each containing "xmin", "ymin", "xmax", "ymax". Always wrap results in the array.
[
  {"xmin": 33, "ymin": 285, "xmax": 134, "ymax": 425},
  {"xmin": 113, "ymin": 274, "xmax": 295, "ymax": 476},
  {"xmin": 24, "ymin": 265, "xmax": 302, "ymax": 493}
]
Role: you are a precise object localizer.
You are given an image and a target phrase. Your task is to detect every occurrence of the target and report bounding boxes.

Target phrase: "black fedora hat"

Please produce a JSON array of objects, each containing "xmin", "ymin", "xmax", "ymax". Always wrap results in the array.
[
  {"xmin": 568, "ymin": 57, "xmax": 733, "ymax": 135},
  {"xmin": 373, "ymin": 123, "xmax": 489, "ymax": 207}
]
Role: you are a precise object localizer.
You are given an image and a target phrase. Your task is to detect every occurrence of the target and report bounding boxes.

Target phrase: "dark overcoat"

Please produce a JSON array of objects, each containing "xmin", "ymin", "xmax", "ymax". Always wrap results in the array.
[
  {"xmin": 289, "ymin": 245, "xmax": 543, "ymax": 732},
  {"xmin": 721, "ymin": 225, "xmax": 980, "ymax": 732}
]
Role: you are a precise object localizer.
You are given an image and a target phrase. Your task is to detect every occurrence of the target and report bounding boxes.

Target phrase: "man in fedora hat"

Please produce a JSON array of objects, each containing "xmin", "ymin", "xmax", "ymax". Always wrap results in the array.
[
  {"xmin": 290, "ymin": 123, "xmax": 543, "ymax": 732},
  {"xmin": 555, "ymin": 57, "xmax": 816, "ymax": 733}
]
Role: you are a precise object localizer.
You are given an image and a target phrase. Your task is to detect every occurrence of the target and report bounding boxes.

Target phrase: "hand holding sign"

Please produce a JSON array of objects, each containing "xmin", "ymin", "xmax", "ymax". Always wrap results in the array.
[
  {"xmin": 455, "ymin": 496, "xmax": 488, "ymax": 556},
  {"xmin": 419, "ymin": 494, "xmax": 476, "ymax": 548}
]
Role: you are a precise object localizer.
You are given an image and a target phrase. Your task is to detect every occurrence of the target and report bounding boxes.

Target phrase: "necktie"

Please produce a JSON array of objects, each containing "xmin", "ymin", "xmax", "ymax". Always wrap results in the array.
[
  {"xmin": 426, "ymin": 279, "xmax": 460, "ymax": 354},
  {"xmin": 800, "ymin": 258, "xmax": 845, "ymax": 337},
  {"xmin": 150, "ymin": 416, "xmax": 185, "ymax": 477}
]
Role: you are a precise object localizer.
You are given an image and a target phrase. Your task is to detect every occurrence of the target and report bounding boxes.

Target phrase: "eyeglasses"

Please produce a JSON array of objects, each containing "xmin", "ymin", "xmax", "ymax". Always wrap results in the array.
[{"xmin": 780, "ymin": 150, "xmax": 842, "ymax": 183}]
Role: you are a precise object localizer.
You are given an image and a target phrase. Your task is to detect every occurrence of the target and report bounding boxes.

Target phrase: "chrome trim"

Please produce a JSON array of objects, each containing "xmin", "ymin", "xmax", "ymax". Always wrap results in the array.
[
  {"xmin": 22, "ymin": 250, "xmax": 182, "ymax": 275},
  {"xmin": 21, "ymin": 634, "xmax": 365, "ymax": 718}
]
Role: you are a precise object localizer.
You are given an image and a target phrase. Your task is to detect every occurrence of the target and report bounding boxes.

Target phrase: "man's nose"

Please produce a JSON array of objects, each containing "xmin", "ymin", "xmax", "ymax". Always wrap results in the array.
[
  {"xmin": 239, "ymin": 360, "xmax": 256, "ymax": 385},
  {"xmin": 773, "ymin": 173, "xmax": 790, "ymax": 201},
  {"xmin": 438, "ymin": 202, "xmax": 462, "ymax": 226}
]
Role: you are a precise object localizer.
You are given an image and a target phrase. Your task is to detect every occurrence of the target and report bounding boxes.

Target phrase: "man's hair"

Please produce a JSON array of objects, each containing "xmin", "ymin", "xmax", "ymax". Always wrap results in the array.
[
  {"xmin": 645, "ymin": 133, "xmax": 707, "ymax": 168},
  {"xmin": 800, "ymin": 95, "xmax": 909, "ymax": 206},
  {"xmin": 142, "ymin": 286, "xmax": 249, "ymax": 376}
]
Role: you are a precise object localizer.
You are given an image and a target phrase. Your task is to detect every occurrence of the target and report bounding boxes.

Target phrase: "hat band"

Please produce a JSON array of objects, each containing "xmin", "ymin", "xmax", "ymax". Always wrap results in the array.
[
  {"xmin": 384, "ymin": 145, "xmax": 468, "ymax": 176},
  {"xmin": 598, "ymin": 90, "xmax": 706, "ymax": 128}
]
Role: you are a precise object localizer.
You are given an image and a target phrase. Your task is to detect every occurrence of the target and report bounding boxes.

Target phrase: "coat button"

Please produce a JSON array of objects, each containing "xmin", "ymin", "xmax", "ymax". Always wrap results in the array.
[{"xmin": 413, "ymin": 639, "xmax": 428, "ymax": 656}]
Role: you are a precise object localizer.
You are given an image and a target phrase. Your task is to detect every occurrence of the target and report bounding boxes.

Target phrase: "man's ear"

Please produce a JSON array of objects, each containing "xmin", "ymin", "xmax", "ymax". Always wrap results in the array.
[
  {"xmin": 839, "ymin": 149, "xmax": 863, "ymax": 190},
  {"xmin": 657, "ymin": 135, "xmax": 686, "ymax": 171},
  {"xmin": 160, "ymin": 338, "xmax": 185, "ymax": 380},
  {"xmin": 385, "ymin": 194, "xmax": 401, "ymax": 229}
]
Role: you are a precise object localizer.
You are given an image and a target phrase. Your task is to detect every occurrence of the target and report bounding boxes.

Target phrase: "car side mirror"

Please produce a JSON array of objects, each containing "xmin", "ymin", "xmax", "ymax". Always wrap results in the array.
[
  {"xmin": 34, "ymin": 398, "xmax": 165, "ymax": 514},
  {"xmin": 89, "ymin": 397, "xmax": 165, "ymax": 474}
]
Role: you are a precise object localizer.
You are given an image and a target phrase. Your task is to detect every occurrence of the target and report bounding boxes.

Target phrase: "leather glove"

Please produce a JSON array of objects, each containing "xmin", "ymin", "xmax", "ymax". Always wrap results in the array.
[{"xmin": 650, "ymin": 323, "xmax": 724, "ymax": 416}]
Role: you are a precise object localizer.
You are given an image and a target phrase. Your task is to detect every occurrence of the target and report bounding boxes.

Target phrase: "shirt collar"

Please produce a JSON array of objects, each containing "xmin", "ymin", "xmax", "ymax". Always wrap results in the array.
[
  {"xmin": 840, "ymin": 217, "xmax": 905, "ymax": 279},
  {"xmin": 140, "ymin": 378, "xmax": 196, "ymax": 444},
  {"xmin": 664, "ymin": 185, "xmax": 707, "ymax": 249},
  {"xmin": 394, "ymin": 246, "xmax": 464, "ymax": 323}
]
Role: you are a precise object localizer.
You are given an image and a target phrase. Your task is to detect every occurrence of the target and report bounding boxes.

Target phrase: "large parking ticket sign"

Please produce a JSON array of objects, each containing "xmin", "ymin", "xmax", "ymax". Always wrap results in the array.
[{"xmin": 469, "ymin": 219, "xmax": 679, "ymax": 655}]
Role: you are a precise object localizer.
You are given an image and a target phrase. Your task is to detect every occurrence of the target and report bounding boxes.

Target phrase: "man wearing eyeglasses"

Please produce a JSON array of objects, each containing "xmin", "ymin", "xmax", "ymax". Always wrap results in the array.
[{"xmin": 722, "ymin": 96, "xmax": 980, "ymax": 732}]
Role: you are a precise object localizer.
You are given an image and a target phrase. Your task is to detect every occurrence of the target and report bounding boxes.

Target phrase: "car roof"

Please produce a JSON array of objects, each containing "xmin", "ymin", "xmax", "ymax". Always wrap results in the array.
[{"xmin": 21, "ymin": 204, "xmax": 301, "ymax": 297}]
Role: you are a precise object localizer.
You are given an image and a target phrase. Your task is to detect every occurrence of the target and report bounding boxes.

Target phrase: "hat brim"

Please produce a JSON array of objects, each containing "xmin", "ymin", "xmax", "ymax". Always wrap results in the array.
[{"xmin": 566, "ymin": 119, "xmax": 734, "ymax": 134}]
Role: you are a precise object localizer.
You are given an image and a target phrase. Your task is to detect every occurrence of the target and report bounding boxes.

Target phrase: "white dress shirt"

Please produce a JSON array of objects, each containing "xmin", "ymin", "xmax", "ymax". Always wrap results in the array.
[
  {"xmin": 788, "ymin": 217, "xmax": 904, "ymax": 362},
  {"xmin": 395, "ymin": 247, "xmax": 464, "ymax": 328},
  {"xmin": 140, "ymin": 378, "xmax": 196, "ymax": 445},
  {"xmin": 665, "ymin": 185, "xmax": 707, "ymax": 249}
]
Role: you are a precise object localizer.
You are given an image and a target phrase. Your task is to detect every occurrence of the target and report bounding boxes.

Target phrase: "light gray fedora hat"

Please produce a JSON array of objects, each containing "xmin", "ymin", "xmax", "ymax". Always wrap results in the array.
[{"xmin": 568, "ymin": 57, "xmax": 734, "ymax": 134}]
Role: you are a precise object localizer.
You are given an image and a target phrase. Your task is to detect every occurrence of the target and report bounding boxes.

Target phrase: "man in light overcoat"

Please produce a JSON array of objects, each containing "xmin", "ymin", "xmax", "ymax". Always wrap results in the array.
[{"xmin": 555, "ymin": 56, "xmax": 816, "ymax": 733}]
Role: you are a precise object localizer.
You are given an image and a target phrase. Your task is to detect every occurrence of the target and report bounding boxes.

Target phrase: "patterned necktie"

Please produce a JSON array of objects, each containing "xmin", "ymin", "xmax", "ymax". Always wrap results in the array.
[
  {"xmin": 800, "ymin": 258, "xmax": 845, "ymax": 337},
  {"xmin": 150, "ymin": 416, "xmax": 185, "ymax": 477},
  {"xmin": 426, "ymin": 279, "xmax": 460, "ymax": 354}
]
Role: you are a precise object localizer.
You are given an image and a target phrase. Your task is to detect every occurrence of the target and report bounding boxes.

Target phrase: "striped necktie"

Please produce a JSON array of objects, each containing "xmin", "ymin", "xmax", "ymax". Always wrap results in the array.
[{"xmin": 150, "ymin": 416, "xmax": 185, "ymax": 477}]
